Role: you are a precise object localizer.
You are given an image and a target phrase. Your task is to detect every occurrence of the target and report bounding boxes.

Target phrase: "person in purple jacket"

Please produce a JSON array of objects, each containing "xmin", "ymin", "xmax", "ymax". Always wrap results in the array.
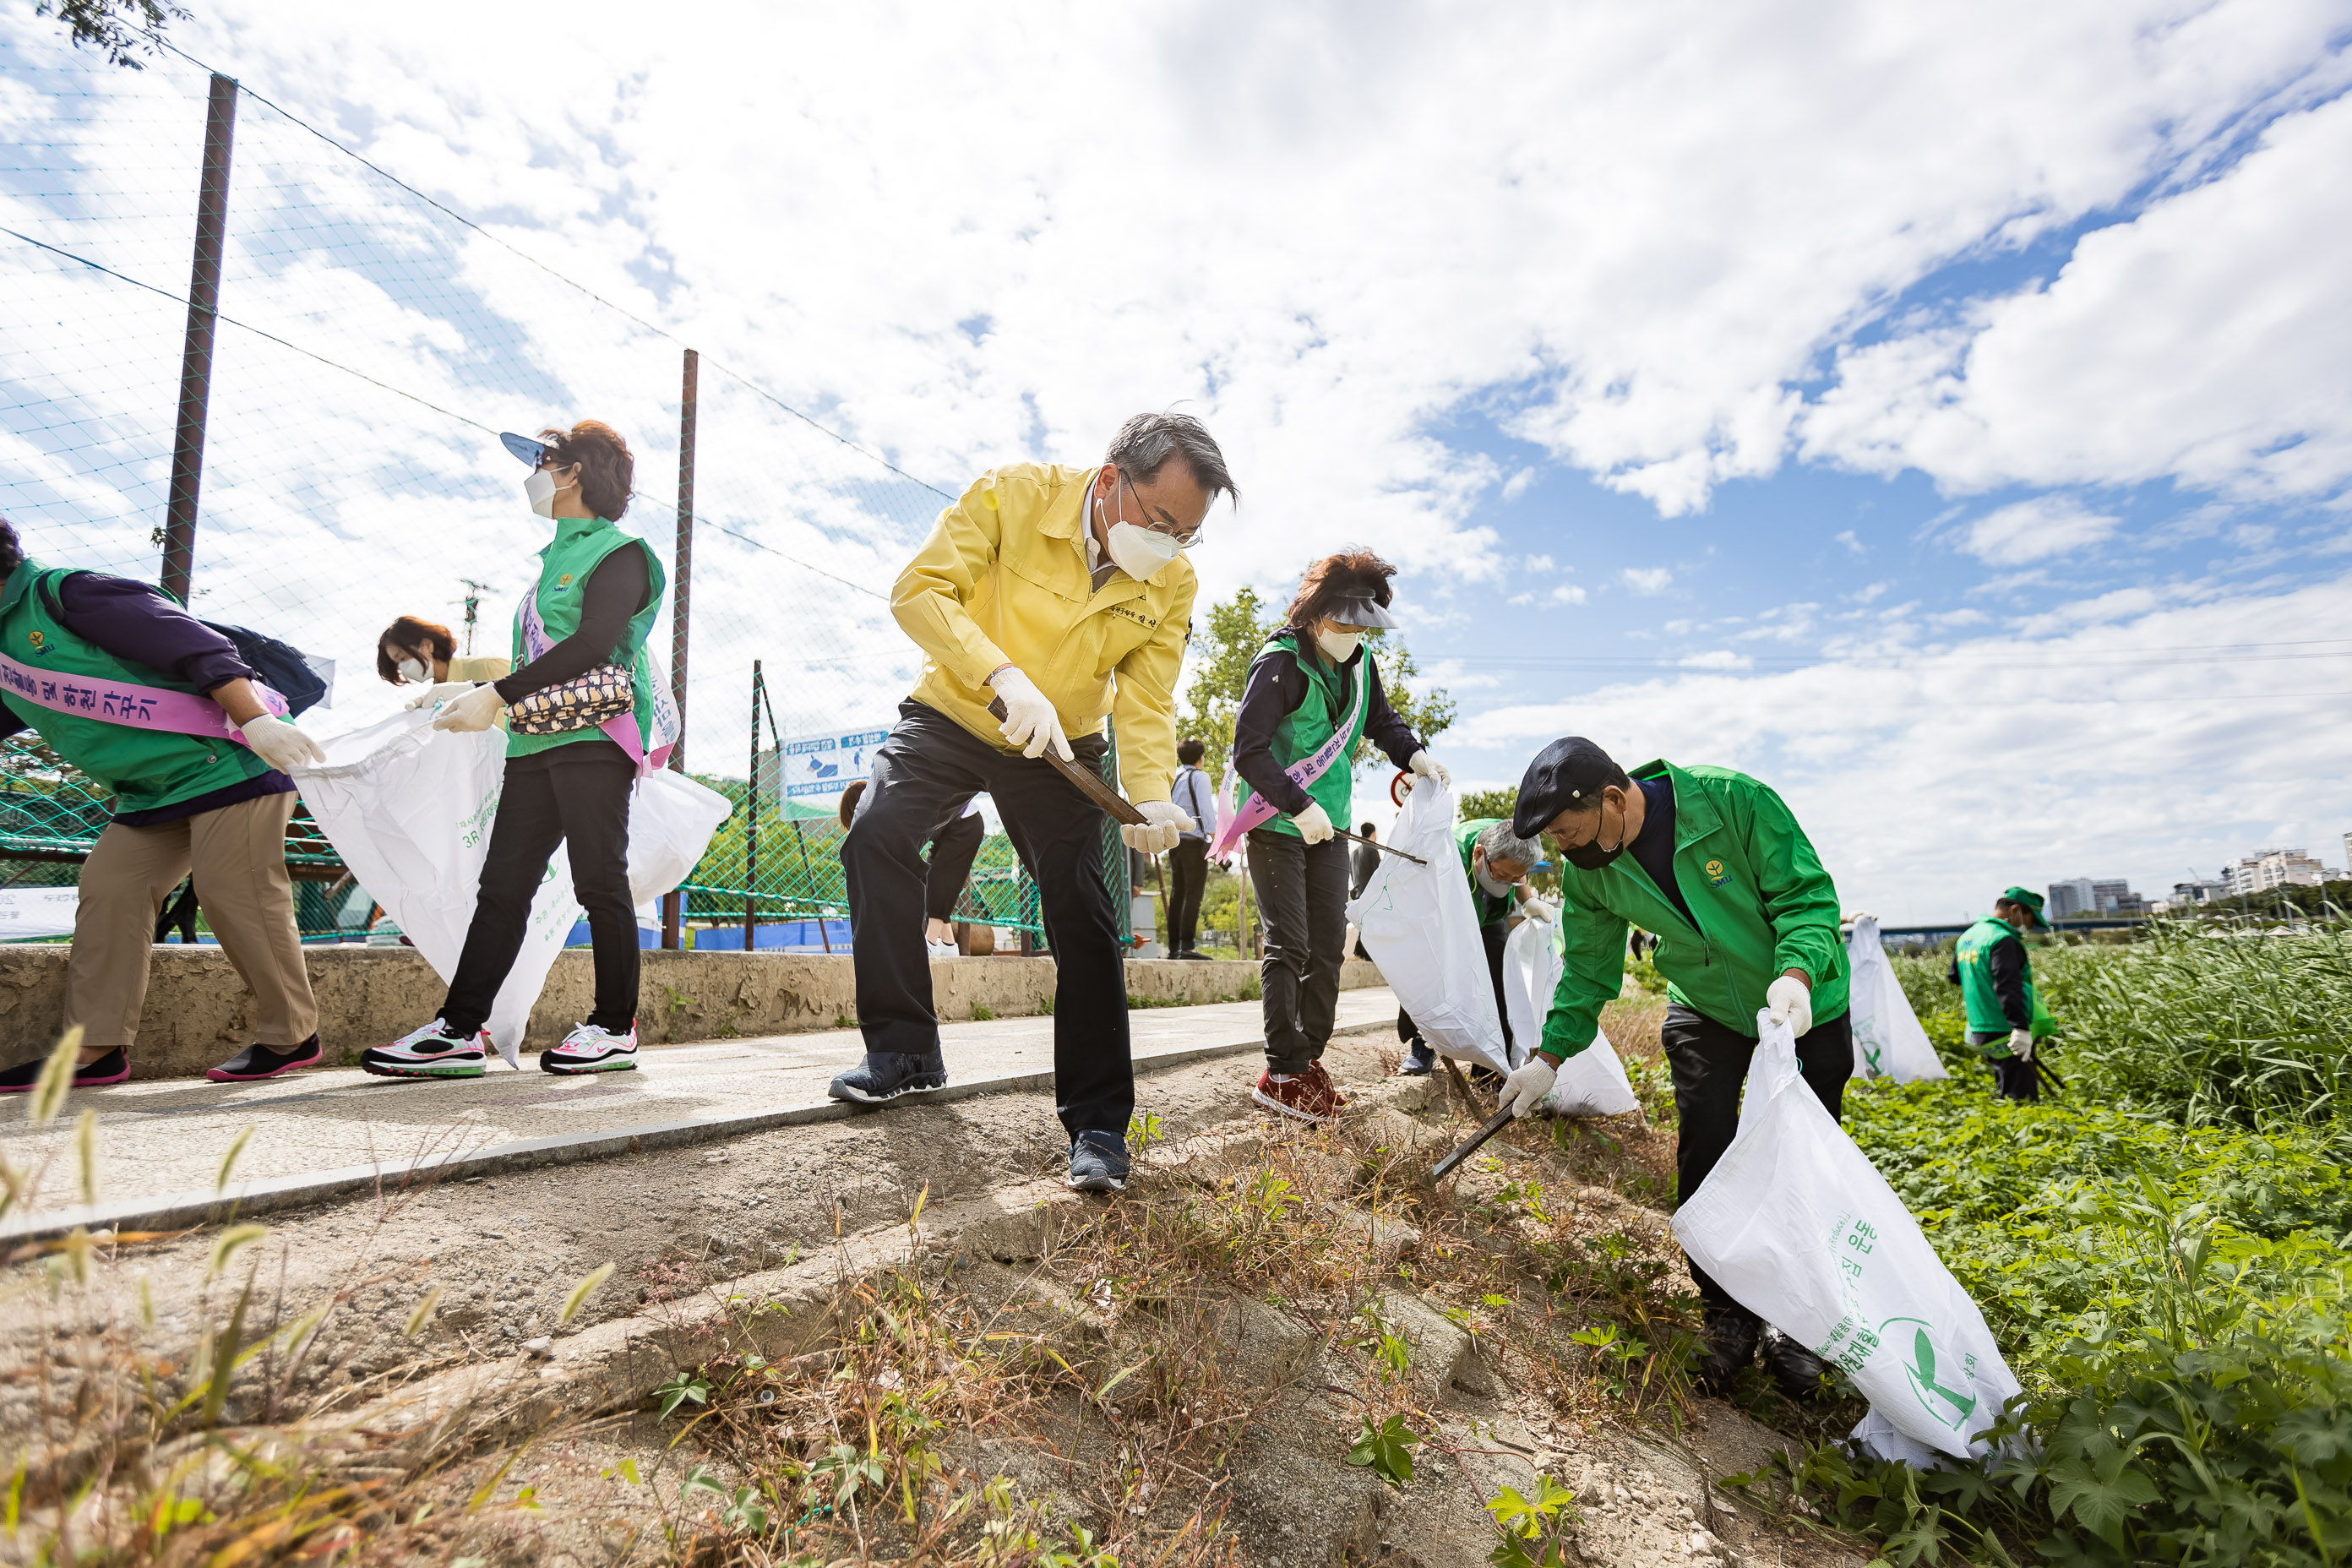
[{"xmin": 0, "ymin": 519, "xmax": 328, "ymax": 1090}]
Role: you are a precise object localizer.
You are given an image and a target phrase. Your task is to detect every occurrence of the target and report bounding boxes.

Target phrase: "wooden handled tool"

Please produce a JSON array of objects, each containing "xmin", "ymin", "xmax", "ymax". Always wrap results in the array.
[
  {"xmin": 1333, "ymin": 825, "xmax": 1426, "ymax": 865},
  {"xmin": 986, "ymin": 697, "xmax": 1146, "ymax": 825}
]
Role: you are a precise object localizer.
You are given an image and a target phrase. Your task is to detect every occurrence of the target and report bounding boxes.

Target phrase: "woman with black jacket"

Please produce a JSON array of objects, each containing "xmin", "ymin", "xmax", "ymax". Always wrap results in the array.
[{"xmin": 1224, "ymin": 550, "xmax": 1446, "ymax": 1123}]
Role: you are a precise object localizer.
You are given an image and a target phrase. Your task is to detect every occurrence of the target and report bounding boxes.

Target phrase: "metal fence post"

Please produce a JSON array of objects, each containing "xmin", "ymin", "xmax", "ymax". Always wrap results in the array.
[
  {"xmin": 161, "ymin": 73, "xmax": 238, "ymax": 606},
  {"xmin": 662, "ymin": 347, "xmax": 697, "ymax": 949},
  {"xmin": 744, "ymin": 660, "xmax": 763, "ymax": 951}
]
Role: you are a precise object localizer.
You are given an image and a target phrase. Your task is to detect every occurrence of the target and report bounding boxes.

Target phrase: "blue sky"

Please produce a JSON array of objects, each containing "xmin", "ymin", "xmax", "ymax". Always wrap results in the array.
[{"xmin": 4, "ymin": 1, "xmax": 2349, "ymax": 923}]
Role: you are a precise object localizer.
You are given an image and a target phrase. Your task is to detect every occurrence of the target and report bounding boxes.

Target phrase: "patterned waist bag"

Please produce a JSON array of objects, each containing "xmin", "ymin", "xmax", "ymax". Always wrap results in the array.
[{"xmin": 506, "ymin": 663, "xmax": 633, "ymax": 734}]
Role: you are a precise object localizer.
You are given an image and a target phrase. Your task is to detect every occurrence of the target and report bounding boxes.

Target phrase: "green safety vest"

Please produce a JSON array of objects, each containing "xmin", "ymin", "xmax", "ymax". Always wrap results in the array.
[
  {"xmin": 506, "ymin": 516, "xmax": 667, "ymax": 762},
  {"xmin": 1234, "ymin": 629, "xmax": 1368, "ymax": 841},
  {"xmin": 1955, "ymin": 915, "xmax": 2049, "ymax": 1053},
  {"xmin": 0, "ymin": 562, "xmax": 275, "ymax": 816},
  {"xmin": 1456, "ymin": 817, "xmax": 1516, "ymax": 927}
]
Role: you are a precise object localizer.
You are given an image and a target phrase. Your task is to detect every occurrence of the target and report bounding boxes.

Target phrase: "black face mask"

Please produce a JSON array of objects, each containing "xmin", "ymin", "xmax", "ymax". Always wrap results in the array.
[{"xmin": 1559, "ymin": 794, "xmax": 1627, "ymax": 871}]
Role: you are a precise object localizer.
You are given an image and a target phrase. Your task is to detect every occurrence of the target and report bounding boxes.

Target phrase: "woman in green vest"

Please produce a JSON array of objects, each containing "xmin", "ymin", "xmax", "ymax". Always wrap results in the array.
[
  {"xmin": 1952, "ymin": 886, "xmax": 2049, "ymax": 1102},
  {"xmin": 368, "ymin": 422, "xmax": 669, "ymax": 1080},
  {"xmin": 1226, "ymin": 551, "xmax": 1445, "ymax": 1124}
]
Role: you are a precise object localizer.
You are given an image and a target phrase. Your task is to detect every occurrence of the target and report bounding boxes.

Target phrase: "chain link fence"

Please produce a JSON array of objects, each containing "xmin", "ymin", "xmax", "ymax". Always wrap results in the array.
[{"xmin": 0, "ymin": 19, "xmax": 1131, "ymax": 948}]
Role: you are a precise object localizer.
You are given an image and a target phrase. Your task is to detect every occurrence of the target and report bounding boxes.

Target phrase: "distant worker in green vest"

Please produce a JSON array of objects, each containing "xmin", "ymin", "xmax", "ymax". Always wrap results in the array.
[
  {"xmin": 1397, "ymin": 816, "xmax": 1549, "ymax": 1077},
  {"xmin": 0, "ymin": 516, "xmax": 327, "ymax": 1091},
  {"xmin": 374, "ymin": 422, "xmax": 672, "ymax": 1080},
  {"xmin": 1224, "ymin": 550, "xmax": 1446, "ymax": 1124},
  {"xmin": 1505, "ymin": 736, "xmax": 1850, "ymax": 1397},
  {"xmin": 1952, "ymin": 886, "xmax": 2048, "ymax": 1102}
]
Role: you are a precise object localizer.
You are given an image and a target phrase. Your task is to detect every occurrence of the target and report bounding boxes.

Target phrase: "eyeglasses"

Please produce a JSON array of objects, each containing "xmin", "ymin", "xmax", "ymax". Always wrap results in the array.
[{"xmin": 1118, "ymin": 470, "xmax": 1205, "ymax": 550}]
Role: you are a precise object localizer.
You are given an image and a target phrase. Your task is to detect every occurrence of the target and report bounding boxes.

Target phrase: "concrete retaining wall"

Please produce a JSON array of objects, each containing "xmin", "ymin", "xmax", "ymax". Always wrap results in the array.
[{"xmin": 0, "ymin": 946, "xmax": 1384, "ymax": 1081}]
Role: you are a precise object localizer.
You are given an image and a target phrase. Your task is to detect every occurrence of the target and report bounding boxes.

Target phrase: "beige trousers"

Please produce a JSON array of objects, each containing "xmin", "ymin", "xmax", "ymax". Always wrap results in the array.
[{"xmin": 66, "ymin": 792, "xmax": 319, "ymax": 1055}]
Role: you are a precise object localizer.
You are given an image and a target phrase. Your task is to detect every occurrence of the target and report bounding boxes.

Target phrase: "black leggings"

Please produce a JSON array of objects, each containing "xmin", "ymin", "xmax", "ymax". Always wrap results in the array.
[{"xmin": 443, "ymin": 746, "xmax": 638, "ymax": 1037}]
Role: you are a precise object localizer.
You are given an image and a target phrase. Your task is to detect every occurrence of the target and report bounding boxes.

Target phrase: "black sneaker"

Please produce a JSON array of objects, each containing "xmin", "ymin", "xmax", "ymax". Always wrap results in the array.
[
  {"xmin": 1067, "ymin": 1130, "xmax": 1130, "ymax": 1194},
  {"xmin": 1761, "ymin": 1328, "xmax": 1830, "ymax": 1399},
  {"xmin": 1177, "ymin": 949, "xmax": 1212, "ymax": 961},
  {"xmin": 208, "ymin": 1034, "xmax": 324, "ymax": 1082},
  {"xmin": 1399, "ymin": 1042, "xmax": 1435, "ymax": 1076},
  {"xmin": 827, "ymin": 1052, "xmax": 947, "ymax": 1105},
  {"xmin": 1696, "ymin": 1305, "xmax": 1761, "ymax": 1392},
  {"xmin": 0, "ymin": 1047, "xmax": 130, "ymax": 1092}
]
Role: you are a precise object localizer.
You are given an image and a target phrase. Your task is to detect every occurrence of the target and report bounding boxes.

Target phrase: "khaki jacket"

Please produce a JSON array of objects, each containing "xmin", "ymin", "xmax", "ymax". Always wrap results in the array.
[{"xmin": 894, "ymin": 463, "xmax": 1195, "ymax": 803}]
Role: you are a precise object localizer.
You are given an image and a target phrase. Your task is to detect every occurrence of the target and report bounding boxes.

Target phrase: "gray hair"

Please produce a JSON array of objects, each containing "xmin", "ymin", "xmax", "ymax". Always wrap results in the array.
[
  {"xmin": 1105, "ymin": 411, "xmax": 1238, "ymax": 505},
  {"xmin": 1476, "ymin": 820, "xmax": 1544, "ymax": 874}
]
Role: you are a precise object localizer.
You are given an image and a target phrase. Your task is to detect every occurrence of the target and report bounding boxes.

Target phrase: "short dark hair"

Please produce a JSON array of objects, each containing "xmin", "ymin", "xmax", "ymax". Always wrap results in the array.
[
  {"xmin": 1358, "ymin": 822, "xmax": 1375, "ymax": 835},
  {"xmin": 0, "ymin": 517, "xmax": 23, "ymax": 579},
  {"xmin": 1177, "ymin": 738, "xmax": 1206, "ymax": 765},
  {"xmin": 539, "ymin": 420, "xmax": 634, "ymax": 520},
  {"xmin": 1105, "ymin": 411, "xmax": 1236, "ymax": 506},
  {"xmin": 376, "ymin": 615, "xmax": 455, "ymax": 683}
]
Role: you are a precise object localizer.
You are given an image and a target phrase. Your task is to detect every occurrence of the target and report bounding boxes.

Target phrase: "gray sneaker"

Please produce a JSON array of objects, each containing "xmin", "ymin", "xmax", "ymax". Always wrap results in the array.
[
  {"xmin": 1066, "ymin": 1130, "xmax": 1130, "ymax": 1194},
  {"xmin": 827, "ymin": 1052, "xmax": 948, "ymax": 1105}
]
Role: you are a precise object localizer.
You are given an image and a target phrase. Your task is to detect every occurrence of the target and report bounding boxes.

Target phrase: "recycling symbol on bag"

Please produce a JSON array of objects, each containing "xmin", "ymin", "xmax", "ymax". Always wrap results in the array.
[{"xmin": 1882, "ymin": 1316, "xmax": 1979, "ymax": 1430}]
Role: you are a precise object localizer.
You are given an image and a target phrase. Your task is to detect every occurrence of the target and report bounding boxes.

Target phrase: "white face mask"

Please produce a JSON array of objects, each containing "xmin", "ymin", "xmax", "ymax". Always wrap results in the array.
[
  {"xmin": 525, "ymin": 466, "xmax": 558, "ymax": 520},
  {"xmin": 1097, "ymin": 482, "xmax": 1184, "ymax": 583},
  {"xmin": 1476, "ymin": 864, "xmax": 1513, "ymax": 898},
  {"xmin": 396, "ymin": 656, "xmax": 429, "ymax": 683},
  {"xmin": 1316, "ymin": 627, "xmax": 1364, "ymax": 662}
]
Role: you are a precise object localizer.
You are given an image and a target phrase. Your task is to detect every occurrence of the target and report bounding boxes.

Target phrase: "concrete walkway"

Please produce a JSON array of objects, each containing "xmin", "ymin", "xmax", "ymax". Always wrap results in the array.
[{"xmin": 0, "ymin": 988, "xmax": 1399, "ymax": 1238}]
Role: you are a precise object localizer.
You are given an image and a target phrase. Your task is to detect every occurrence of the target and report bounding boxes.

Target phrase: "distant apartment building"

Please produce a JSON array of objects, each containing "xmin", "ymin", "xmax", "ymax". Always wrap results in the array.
[
  {"xmin": 2046, "ymin": 879, "xmax": 2096, "ymax": 920},
  {"xmin": 2230, "ymin": 847, "xmax": 2325, "ymax": 895},
  {"xmin": 2089, "ymin": 879, "xmax": 2142, "ymax": 915},
  {"xmin": 2170, "ymin": 879, "xmax": 2229, "ymax": 905}
]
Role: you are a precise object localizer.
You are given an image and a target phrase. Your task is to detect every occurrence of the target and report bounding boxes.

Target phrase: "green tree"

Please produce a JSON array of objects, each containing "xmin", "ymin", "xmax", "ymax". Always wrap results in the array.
[
  {"xmin": 1177, "ymin": 590, "xmax": 1454, "ymax": 784},
  {"xmin": 39, "ymin": 0, "xmax": 190, "ymax": 67},
  {"xmin": 1459, "ymin": 786, "xmax": 1516, "ymax": 824}
]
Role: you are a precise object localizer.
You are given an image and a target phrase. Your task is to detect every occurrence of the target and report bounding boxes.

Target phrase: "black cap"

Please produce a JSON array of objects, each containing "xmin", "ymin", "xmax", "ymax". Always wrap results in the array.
[{"xmin": 1512, "ymin": 737, "xmax": 1625, "ymax": 837}]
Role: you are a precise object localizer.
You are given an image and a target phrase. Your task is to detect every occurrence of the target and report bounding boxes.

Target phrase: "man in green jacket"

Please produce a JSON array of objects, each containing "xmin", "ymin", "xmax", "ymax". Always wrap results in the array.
[
  {"xmin": 1397, "ymin": 816, "xmax": 1549, "ymax": 1075},
  {"xmin": 1501, "ymin": 737, "xmax": 1849, "ymax": 1396},
  {"xmin": 1952, "ymin": 887, "xmax": 2047, "ymax": 1102}
]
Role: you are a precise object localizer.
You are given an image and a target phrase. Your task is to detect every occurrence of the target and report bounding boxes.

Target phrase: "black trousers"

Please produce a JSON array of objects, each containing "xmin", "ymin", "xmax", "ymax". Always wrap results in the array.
[
  {"xmin": 1247, "ymin": 828, "xmax": 1348, "ymax": 1071},
  {"xmin": 1397, "ymin": 920, "xmax": 1514, "ymax": 1059},
  {"xmin": 1168, "ymin": 837, "xmax": 1208, "ymax": 952},
  {"xmin": 843, "ymin": 701, "xmax": 1128, "ymax": 1139},
  {"xmin": 923, "ymin": 807, "xmax": 986, "ymax": 923},
  {"xmin": 1967, "ymin": 1031, "xmax": 2041, "ymax": 1102},
  {"xmin": 1666, "ymin": 1002, "xmax": 1854, "ymax": 1315},
  {"xmin": 444, "ymin": 746, "xmax": 638, "ymax": 1037}
]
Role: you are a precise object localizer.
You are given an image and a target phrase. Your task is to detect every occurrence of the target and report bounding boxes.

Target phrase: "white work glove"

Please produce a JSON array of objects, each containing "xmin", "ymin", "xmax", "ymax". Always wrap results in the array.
[
  {"xmin": 1499, "ymin": 1055, "xmax": 1556, "ymax": 1119},
  {"xmin": 1765, "ymin": 973, "xmax": 1814, "ymax": 1038},
  {"xmin": 237, "ymin": 712, "xmax": 324, "ymax": 771},
  {"xmin": 430, "ymin": 683, "xmax": 509, "ymax": 734},
  {"xmin": 988, "ymin": 667, "xmax": 1071, "ymax": 762},
  {"xmin": 405, "ymin": 681, "xmax": 475, "ymax": 712},
  {"xmin": 1516, "ymin": 898, "xmax": 1555, "ymax": 924},
  {"xmin": 1407, "ymin": 750, "xmax": 1450, "ymax": 789},
  {"xmin": 2007, "ymin": 1027, "xmax": 2034, "ymax": 1062},
  {"xmin": 1119, "ymin": 799, "xmax": 1195, "ymax": 855},
  {"xmin": 1291, "ymin": 801, "xmax": 1336, "ymax": 845}
]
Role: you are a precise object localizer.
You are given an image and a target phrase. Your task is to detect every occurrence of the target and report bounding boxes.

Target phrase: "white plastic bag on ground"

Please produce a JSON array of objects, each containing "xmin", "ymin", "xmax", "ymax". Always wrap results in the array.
[
  {"xmin": 1845, "ymin": 915, "xmax": 1947, "ymax": 1083},
  {"xmin": 293, "ymin": 713, "xmax": 731, "ymax": 1066},
  {"xmin": 1344, "ymin": 778, "xmax": 1509, "ymax": 1073},
  {"xmin": 1672, "ymin": 1010, "xmax": 2021, "ymax": 1462},
  {"xmin": 1501, "ymin": 916, "xmax": 1641, "ymax": 1114}
]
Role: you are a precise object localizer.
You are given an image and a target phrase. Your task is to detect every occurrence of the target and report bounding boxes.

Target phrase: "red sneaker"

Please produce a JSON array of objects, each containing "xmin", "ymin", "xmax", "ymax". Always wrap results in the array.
[
  {"xmin": 1305, "ymin": 1059, "xmax": 1351, "ymax": 1107},
  {"xmin": 1252, "ymin": 1069, "xmax": 1341, "ymax": 1125}
]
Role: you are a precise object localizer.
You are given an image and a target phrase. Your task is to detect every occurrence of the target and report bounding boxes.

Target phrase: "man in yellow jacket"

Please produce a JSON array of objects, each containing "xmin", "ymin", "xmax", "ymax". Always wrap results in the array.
[{"xmin": 832, "ymin": 411, "xmax": 1236, "ymax": 1195}]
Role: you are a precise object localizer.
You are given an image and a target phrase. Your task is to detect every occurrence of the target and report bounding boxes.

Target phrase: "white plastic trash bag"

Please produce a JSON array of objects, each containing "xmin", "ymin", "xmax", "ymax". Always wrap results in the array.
[
  {"xmin": 293, "ymin": 712, "xmax": 730, "ymax": 1067},
  {"xmin": 1501, "ymin": 916, "xmax": 1641, "ymax": 1115},
  {"xmin": 1845, "ymin": 915, "xmax": 1947, "ymax": 1083},
  {"xmin": 1672, "ymin": 1010, "xmax": 2021, "ymax": 1462},
  {"xmin": 1345, "ymin": 778, "xmax": 1509, "ymax": 1073}
]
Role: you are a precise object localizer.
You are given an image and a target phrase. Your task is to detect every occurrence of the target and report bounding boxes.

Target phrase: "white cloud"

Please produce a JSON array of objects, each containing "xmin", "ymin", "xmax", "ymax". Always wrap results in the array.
[
  {"xmin": 1452, "ymin": 570, "xmax": 2352, "ymax": 921},
  {"xmin": 1959, "ymin": 495, "xmax": 2121, "ymax": 564},
  {"xmin": 1548, "ymin": 583, "xmax": 1588, "ymax": 606},
  {"xmin": 1621, "ymin": 567, "xmax": 1673, "ymax": 595},
  {"xmin": 1834, "ymin": 529, "xmax": 1865, "ymax": 555},
  {"xmin": 1803, "ymin": 91, "xmax": 2352, "ymax": 503},
  {"xmin": 1523, "ymin": 553, "xmax": 1557, "ymax": 573},
  {"xmin": 1680, "ymin": 650, "xmax": 1753, "ymax": 670},
  {"xmin": 1502, "ymin": 466, "xmax": 1538, "ymax": 502}
]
